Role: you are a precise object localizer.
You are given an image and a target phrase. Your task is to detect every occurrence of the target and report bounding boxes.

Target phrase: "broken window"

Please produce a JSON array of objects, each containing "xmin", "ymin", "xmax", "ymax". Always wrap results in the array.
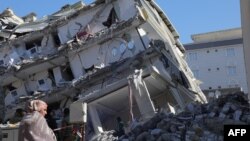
[
  {"xmin": 0, "ymin": 60, "xmax": 4, "ymax": 66},
  {"xmin": 29, "ymin": 47, "xmax": 37, "ymax": 54},
  {"xmin": 84, "ymin": 65, "xmax": 95, "ymax": 73},
  {"xmin": 52, "ymin": 32, "xmax": 61, "ymax": 47},
  {"xmin": 7, "ymin": 85, "xmax": 16, "ymax": 91},
  {"xmin": 0, "ymin": 37, "xmax": 5, "ymax": 42},
  {"xmin": 160, "ymin": 55, "xmax": 170, "ymax": 68},
  {"xmin": 48, "ymin": 69, "xmax": 56, "ymax": 86},
  {"xmin": 6, "ymin": 84, "xmax": 18, "ymax": 97},
  {"xmin": 25, "ymin": 38, "xmax": 42, "ymax": 57},
  {"xmin": 61, "ymin": 65, "xmax": 74, "ymax": 81},
  {"xmin": 38, "ymin": 79, "xmax": 45, "ymax": 85},
  {"xmin": 10, "ymin": 90, "xmax": 18, "ymax": 97},
  {"xmin": 25, "ymin": 38, "xmax": 42, "ymax": 50}
]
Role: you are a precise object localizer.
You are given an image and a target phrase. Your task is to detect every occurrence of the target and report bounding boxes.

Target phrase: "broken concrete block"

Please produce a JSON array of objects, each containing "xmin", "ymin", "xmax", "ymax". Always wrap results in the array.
[
  {"xmin": 233, "ymin": 110, "xmax": 242, "ymax": 121},
  {"xmin": 246, "ymin": 115, "xmax": 250, "ymax": 124},
  {"xmin": 186, "ymin": 103, "xmax": 195, "ymax": 113},
  {"xmin": 90, "ymin": 92, "xmax": 249, "ymax": 141},
  {"xmin": 208, "ymin": 112, "xmax": 216, "ymax": 117},
  {"xmin": 204, "ymin": 118, "xmax": 224, "ymax": 134},
  {"xmin": 186, "ymin": 131, "xmax": 195, "ymax": 136},
  {"xmin": 195, "ymin": 114, "xmax": 204, "ymax": 120},
  {"xmin": 160, "ymin": 133, "xmax": 171, "ymax": 141},
  {"xmin": 135, "ymin": 131, "xmax": 150, "ymax": 141},
  {"xmin": 131, "ymin": 125, "xmax": 143, "ymax": 137},
  {"xmin": 193, "ymin": 126, "xmax": 203, "ymax": 137},
  {"xmin": 230, "ymin": 103, "xmax": 238, "ymax": 111},
  {"xmin": 221, "ymin": 103, "xmax": 230, "ymax": 113},
  {"xmin": 150, "ymin": 128, "xmax": 162, "ymax": 136},
  {"xmin": 218, "ymin": 113, "xmax": 226, "ymax": 119},
  {"xmin": 189, "ymin": 134, "xmax": 200, "ymax": 141},
  {"xmin": 169, "ymin": 125, "xmax": 177, "ymax": 133}
]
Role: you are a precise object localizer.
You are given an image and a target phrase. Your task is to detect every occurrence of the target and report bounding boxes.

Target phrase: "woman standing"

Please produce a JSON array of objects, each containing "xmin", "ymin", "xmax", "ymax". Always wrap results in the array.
[{"xmin": 18, "ymin": 100, "xmax": 57, "ymax": 141}]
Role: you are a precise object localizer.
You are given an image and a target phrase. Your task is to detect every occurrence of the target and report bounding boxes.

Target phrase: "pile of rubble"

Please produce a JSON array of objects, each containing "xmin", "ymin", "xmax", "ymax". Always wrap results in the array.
[{"xmin": 91, "ymin": 92, "xmax": 250, "ymax": 141}]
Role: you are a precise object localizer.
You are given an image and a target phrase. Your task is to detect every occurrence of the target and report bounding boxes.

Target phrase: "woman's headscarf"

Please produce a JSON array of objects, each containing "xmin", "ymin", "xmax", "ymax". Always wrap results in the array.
[{"xmin": 25, "ymin": 100, "xmax": 47, "ymax": 113}]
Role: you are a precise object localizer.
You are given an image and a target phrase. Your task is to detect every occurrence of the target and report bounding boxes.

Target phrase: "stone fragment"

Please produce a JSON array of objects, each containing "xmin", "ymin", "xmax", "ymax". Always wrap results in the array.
[
  {"xmin": 208, "ymin": 112, "xmax": 216, "ymax": 117},
  {"xmin": 150, "ymin": 129, "xmax": 162, "ymax": 136},
  {"xmin": 221, "ymin": 103, "xmax": 230, "ymax": 113},
  {"xmin": 91, "ymin": 93, "xmax": 249, "ymax": 141},
  {"xmin": 218, "ymin": 113, "xmax": 226, "ymax": 119},
  {"xmin": 233, "ymin": 110, "xmax": 242, "ymax": 121},
  {"xmin": 136, "ymin": 131, "xmax": 149, "ymax": 141}
]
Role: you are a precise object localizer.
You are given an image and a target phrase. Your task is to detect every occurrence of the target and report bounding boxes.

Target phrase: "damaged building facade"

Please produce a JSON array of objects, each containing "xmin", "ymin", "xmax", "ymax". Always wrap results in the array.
[{"xmin": 0, "ymin": 0, "xmax": 207, "ymax": 138}]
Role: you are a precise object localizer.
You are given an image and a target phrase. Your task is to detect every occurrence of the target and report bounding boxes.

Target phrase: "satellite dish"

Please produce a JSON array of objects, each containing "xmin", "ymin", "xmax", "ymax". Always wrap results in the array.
[
  {"xmin": 128, "ymin": 40, "xmax": 135, "ymax": 50},
  {"xmin": 112, "ymin": 47, "xmax": 118, "ymax": 56},
  {"xmin": 119, "ymin": 43, "xmax": 126, "ymax": 53}
]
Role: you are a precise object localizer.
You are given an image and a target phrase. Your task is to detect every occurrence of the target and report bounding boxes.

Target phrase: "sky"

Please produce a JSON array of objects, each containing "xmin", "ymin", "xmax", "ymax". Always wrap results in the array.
[{"xmin": 0, "ymin": 0, "xmax": 241, "ymax": 44}]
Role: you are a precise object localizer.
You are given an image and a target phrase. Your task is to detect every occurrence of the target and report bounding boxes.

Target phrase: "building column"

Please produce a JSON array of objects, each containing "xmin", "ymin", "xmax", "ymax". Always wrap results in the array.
[
  {"xmin": 0, "ymin": 87, "xmax": 5, "ymax": 120},
  {"xmin": 169, "ymin": 86, "xmax": 185, "ymax": 110},
  {"xmin": 88, "ymin": 104, "xmax": 103, "ymax": 134},
  {"xmin": 240, "ymin": 0, "xmax": 250, "ymax": 103},
  {"xmin": 128, "ymin": 70, "xmax": 156, "ymax": 120}
]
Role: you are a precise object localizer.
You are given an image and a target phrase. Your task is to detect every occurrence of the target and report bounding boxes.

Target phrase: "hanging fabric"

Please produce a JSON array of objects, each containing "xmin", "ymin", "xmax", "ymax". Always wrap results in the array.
[{"xmin": 102, "ymin": 7, "xmax": 118, "ymax": 28}]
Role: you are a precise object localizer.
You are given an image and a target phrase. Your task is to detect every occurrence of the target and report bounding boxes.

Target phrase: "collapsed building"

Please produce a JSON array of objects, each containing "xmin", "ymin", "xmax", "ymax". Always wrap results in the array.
[
  {"xmin": 91, "ymin": 92, "xmax": 250, "ymax": 141},
  {"xmin": 0, "ymin": 0, "xmax": 207, "ymax": 139}
]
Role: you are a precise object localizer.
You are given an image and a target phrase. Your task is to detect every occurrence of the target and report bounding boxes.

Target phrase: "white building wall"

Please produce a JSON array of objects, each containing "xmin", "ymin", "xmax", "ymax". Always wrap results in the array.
[
  {"xmin": 113, "ymin": 0, "xmax": 137, "ymax": 21},
  {"xmin": 186, "ymin": 35, "xmax": 248, "ymax": 93},
  {"xmin": 12, "ymin": 80, "xmax": 27, "ymax": 97},
  {"xmin": 57, "ymin": 9, "xmax": 99, "ymax": 43},
  {"xmin": 0, "ymin": 47, "xmax": 21, "ymax": 67},
  {"xmin": 40, "ymin": 35, "xmax": 57, "ymax": 54},
  {"xmin": 68, "ymin": 52, "xmax": 84, "ymax": 78},
  {"xmin": 26, "ymin": 71, "xmax": 53, "ymax": 92},
  {"xmin": 4, "ymin": 80, "xmax": 27, "ymax": 106},
  {"xmin": 79, "ymin": 45, "xmax": 102, "ymax": 69},
  {"xmin": 57, "ymin": 0, "xmax": 137, "ymax": 44},
  {"xmin": 240, "ymin": 0, "xmax": 250, "ymax": 102},
  {"xmin": 68, "ymin": 29, "xmax": 146, "ymax": 79},
  {"xmin": 53, "ymin": 67, "xmax": 64, "ymax": 86}
]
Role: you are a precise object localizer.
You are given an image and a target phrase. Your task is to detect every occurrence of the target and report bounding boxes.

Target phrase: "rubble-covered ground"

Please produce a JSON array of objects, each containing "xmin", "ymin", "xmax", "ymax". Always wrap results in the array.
[{"xmin": 91, "ymin": 92, "xmax": 250, "ymax": 141}]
